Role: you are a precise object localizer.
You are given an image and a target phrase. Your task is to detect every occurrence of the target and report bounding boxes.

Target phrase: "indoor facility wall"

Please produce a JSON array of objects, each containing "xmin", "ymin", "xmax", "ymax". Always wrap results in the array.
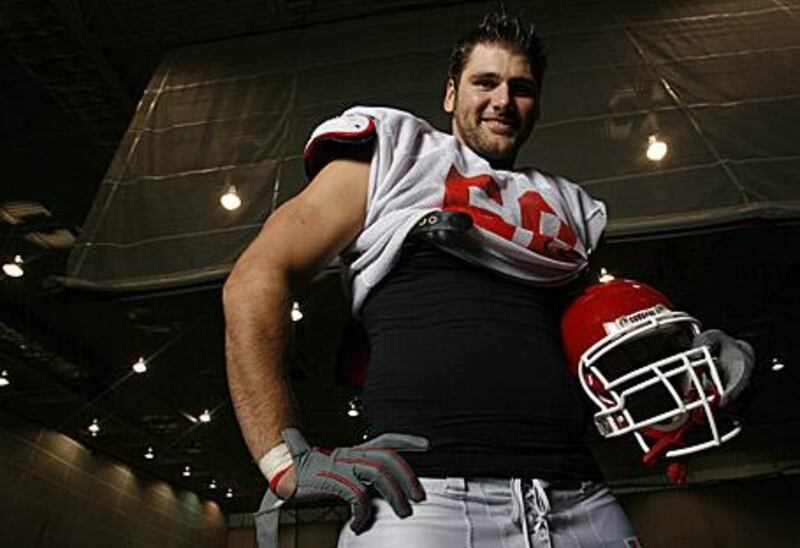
[{"xmin": 0, "ymin": 409, "xmax": 227, "ymax": 548}]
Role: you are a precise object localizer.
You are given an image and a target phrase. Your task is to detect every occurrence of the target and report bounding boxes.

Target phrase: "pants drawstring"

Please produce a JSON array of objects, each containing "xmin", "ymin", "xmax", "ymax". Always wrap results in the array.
[{"xmin": 525, "ymin": 480, "xmax": 552, "ymax": 548}]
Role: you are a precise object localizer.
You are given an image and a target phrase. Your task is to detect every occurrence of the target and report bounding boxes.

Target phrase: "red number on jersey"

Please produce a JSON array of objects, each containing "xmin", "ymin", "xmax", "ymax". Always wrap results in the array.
[{"xmin": 442, "ymin": 165, "xmax": 578, "ymax": 260}]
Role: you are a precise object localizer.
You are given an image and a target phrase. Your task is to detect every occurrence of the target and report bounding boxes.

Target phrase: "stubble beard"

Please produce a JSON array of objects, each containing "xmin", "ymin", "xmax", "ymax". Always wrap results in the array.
[{"xmin": 453, "ymin": 108, "xmax": 520, "ymax": 167}]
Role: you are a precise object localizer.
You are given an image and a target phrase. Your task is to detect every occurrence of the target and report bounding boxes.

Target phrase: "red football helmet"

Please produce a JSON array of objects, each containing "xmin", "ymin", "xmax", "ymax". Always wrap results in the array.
[{"xmin": 561, "ymin": 279, "xmax": 740, "ymax": 467}]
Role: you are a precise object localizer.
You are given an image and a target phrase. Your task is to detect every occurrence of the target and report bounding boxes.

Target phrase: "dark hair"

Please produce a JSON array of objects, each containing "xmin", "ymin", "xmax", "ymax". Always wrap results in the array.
[{"xmin": 448, "ymin": 12, "xmax": 548, "ymax": 94}]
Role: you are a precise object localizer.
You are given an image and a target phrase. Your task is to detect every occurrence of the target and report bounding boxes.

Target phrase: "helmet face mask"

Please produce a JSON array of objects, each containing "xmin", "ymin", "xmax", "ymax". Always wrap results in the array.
[
  {"xmin": 562, "ymin": 280, "xmax": 741, "ymax": 464},
  {"xmin": 596, "ymin": 325, "xmax": 694, "ymax": 428}
]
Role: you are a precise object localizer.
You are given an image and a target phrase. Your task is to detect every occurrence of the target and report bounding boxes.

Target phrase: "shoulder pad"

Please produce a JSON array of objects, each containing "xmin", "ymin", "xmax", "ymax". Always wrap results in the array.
[{"xmin": 303, "ymin": 113, "xmax": 376, "ymax": 179}]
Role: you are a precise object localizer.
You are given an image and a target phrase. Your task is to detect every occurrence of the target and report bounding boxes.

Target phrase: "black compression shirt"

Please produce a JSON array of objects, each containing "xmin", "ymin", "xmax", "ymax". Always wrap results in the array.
[{"xmin": 360, "ymin": 239, "xmax": 601, "ymax": 480}]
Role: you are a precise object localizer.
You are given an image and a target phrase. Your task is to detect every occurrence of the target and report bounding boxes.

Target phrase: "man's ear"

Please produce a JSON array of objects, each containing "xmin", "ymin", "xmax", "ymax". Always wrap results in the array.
[{"xmin": 443, "ymin": 79, "xmax": 456, "ymax": 114}]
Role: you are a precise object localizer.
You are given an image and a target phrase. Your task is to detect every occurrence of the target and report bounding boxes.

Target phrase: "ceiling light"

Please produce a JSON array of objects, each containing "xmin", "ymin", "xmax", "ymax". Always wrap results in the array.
[
  {"xmin": 132, "ymin": 357, "xmax": 147, "ymax": 374},
  {"xmin": 772, "ymin": 358, "xmax": 785, "ymax": 372},
  {"xmin": 225, "ymin": 487, "xmax": 234, "ymax": 499},
  {"xmin": 183, "ymin": 465, "xmax": 192, "ymax": 477},
  {"xmin": 88, "ymin": 418, "xmax": 100, "ymax": 437},
  {"xmin": 598, "ymin": 267, "xmax": 615, "ymax": 283},
  {"xmin": 2, "ymin": 255, "xmax": 24, "ymax": 278},
  {"xmin": 199, "ymin": 409, "xmax": 212, "ymax": 423},
  {"xmin": 291, "ymin": 302, "xmax": 303, "ymax": 322},
  {"xmin": 144, "ymin": 446, "xmax": 155, "ymax": 460},
  {"xmin": 220, "ymin": 186, "xmax": 242, "ymax": 211},
  {"xmin": 347, "ymin": 397, "xmax": 360, "ymax": 418},
  {"xmin": 646, "ymin": 134, "xmax": 668, "ymax": 162},
  {"xmin": 0, "ymin": 370, "xmax": 9, "ymax": 388},
  {"xmin": 209, "ymin": 479, "xmax": 217, "ymax": 490}
]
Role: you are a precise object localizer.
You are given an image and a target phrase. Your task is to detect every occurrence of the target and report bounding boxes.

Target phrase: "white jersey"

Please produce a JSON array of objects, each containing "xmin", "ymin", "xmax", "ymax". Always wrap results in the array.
[{"xmin": 304, "ymin": 106, "xmax": 607, "ymax": 315}]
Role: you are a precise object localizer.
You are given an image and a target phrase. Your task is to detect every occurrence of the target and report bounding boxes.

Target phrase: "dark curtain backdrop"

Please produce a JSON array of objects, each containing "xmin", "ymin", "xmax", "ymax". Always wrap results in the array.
[{"xmin": 61, "ymin": 0, "xmax": 800, "ymax": 291}]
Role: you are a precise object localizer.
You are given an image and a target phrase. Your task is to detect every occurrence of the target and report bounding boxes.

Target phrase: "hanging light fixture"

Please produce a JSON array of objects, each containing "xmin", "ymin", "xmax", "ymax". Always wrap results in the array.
[
  {"xmin": 291, "ymin": 302, "xmax": 303, "ymax": 322},
  {"xmin": 199, "ymin": 409, "xmax": 212, "ymax": 423},
  {"xmin": 88, "ymin": 418, "xmax": 100, "ymax": 437},
  {"xmin": 598, "ymin": 267, "xmax": 615, "ymax": 283},
  {"xmin": 209, "ymin": 479, "xmax": 218, "ymax": 490},
  {"xmin": 220, "ymin": 185, "xmax": 242, "ymax": 211},
  {"xmin": 646, "ymin": 134, "xmax": 668, "ymax": 162},
  {"xmin": 225, "ymin": 487, "xmax": 234, "ymax": 499},
  {"xmin": 347, "ymin": 397, "xmax": 361, "ymax": 418},
  {"xmin": 2, "ymin": 255, "xmax": 24, "ymax": 278},
  {"xmin": 772, "ymin": 357, "xmax": 785, "ymax": 372},
  {"xmin": 182, "ymin": 465, "xmax": 192, "ymax": 477},
  {"xmin": 144, "ymin": 446, "xmax": 155, "ymax": 460},
  {"xmin": 132, "ymin": 357, "xmax": 147, "ymax": 374},
  {"xmin": 0, "ymin": 370, "xmax": 9, "ymax": 388}
]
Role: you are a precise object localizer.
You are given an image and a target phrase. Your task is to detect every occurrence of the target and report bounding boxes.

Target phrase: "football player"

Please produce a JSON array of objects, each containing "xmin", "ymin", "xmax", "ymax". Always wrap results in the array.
[{"xmin": 224, "ymin": 12, "xmax": 753, "ymax": 548}]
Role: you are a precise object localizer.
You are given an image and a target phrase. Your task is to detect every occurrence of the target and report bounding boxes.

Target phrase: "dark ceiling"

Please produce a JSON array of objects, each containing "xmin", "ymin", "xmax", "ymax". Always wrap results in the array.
[
  {"xmin": 1, "ymin": 0, "xmax": 799, "ymax": 516},
  {"xmin": 0, "ymin": 0, "xmax": 505, "ymax": 515}
]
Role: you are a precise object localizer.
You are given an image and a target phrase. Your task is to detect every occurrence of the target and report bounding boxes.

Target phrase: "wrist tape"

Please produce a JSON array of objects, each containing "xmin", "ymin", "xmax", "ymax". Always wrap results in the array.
[{"xmin": 258, "ymin": 442, "xmax": 294, "ymax": 492}]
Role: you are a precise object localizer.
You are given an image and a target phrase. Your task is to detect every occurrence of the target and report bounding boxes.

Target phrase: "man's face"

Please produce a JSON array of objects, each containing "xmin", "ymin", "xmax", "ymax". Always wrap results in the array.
[{"xmin": 443, "ymin": 42, "xmax": 538, "ymax": 168}]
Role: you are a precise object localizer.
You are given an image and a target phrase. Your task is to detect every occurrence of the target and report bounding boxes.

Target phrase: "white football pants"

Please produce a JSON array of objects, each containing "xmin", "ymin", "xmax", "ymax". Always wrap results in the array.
[{"xmin": 337, "ymin": 477, "xmax": 640, "ymax": 548}]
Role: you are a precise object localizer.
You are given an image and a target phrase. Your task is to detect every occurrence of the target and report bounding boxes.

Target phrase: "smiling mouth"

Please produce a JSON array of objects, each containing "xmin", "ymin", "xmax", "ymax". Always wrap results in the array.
[{"xmin": 481, "ymin": 118, "xmax": 518, "ymax": 135}]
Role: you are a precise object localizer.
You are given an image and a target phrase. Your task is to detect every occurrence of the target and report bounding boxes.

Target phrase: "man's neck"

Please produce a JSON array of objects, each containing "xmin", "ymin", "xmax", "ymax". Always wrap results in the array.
[{"xmin": 488, "ymin": 157, "xmax": 516, "ymax": 170}]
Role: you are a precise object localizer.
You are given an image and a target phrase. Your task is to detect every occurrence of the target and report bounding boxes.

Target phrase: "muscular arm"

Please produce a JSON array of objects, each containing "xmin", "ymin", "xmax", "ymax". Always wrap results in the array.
[{"xmin": 223, "ymin": 159, "xmax": 370, "ymax": 464}]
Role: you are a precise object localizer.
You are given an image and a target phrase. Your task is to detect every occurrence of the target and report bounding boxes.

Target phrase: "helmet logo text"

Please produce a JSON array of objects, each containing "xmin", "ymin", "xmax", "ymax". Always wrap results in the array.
[{"xmin": 603, "ymin": 304, "xmax": 667, "ymax": 336}]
